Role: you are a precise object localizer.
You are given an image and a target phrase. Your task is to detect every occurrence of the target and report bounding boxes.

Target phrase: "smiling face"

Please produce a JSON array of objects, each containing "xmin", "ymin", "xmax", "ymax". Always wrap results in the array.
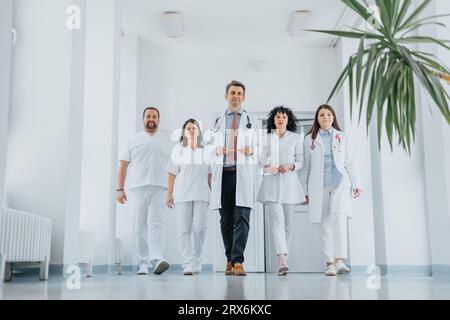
[
  {"xmin": 317, "ymin": 108, "xmax": 334, "ymax": 131},
  {"xmin": 143, "ymin": 109, "xmax": 160, "ymax": 131},
  {"xmin": 225, "ymin": 85, "xmax": 245, "ymax": 111},
  {"xmin": 274, "ymin": 112, "xmax": 288, "ymax": 131}
]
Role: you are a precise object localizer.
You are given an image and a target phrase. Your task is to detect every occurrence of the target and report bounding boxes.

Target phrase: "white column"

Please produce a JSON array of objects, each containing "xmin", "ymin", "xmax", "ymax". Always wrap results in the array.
[
  {"xmin": 337, "ymin": 29, "xmax": 430, "ymax": 273},
  {"xmin": 6, "ymin": 0, "xmax": 74, "ymax": 264},
  {"xmin": 335, "ymin": 38, "xmax": 376, "ymax": 269},
  {"xmin": 79, "ymin": 0, "xmax": 122, "ymax": 268},
  {"xmin": 63, "ymin": 0, "xmax": 87, "ymax": 270},
  {"xmin": 368, "ymin": 65, "xmax": 429, "ymax": 272},
  {"xmin": 0, "ymin": 0, "xmax": 13, "ymax": 285},
  {"xmin": 368, "ymin": 120, "xmax": 388, "ymax": 274},
  {"xmin": 116, "ymin": 34, "xmax": 140, "ymax": 266},
  {"xmin": 417, "ymin": 0, "xmax": 450, "ymax": 276},
  {"xmin": 0, "ymin": 0, "xmax": 13, "ymax": 207}
]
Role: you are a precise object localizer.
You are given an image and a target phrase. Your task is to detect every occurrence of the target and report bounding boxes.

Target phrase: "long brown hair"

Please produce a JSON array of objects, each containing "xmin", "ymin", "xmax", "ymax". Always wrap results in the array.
[
  {"xmin": 307, "ymin": 104, "xmax": 342, "ymax": 140},
  {"xmin": 180, "ymin": 119, "xmax": 203, "ymax": 148}
]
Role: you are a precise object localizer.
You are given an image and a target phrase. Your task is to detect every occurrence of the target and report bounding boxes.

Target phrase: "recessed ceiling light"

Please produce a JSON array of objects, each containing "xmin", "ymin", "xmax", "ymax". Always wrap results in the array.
[
  {"xmin": 289, "ymin": 10, "xmax": 312, "ymax": 37},
  {"xmin": 161, "ymin": 11, "xmax": 183, "ymax": 38}
]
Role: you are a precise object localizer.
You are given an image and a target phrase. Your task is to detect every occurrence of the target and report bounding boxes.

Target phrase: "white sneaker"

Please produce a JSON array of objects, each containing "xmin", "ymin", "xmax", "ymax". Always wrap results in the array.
[
  {"xmin": 137, "ymin": 264, "xmax": 148, "ymax": 275},
  {"xmin": 324, "ymin": 265, "xmax": 337, "ymax": 276},
  {"xmin": 335, "ymin": 261, "xmax": 351, "ymax": 274},
  {"xmin": 183, "ymin": 265, "xmax": 195, "ymax": 276},
  {"xmin": 193, "ymin": 262, "xmax": 202, "ymax": 274},
  {"xmin": 153, "ymin": 260, "xmax": 170, "ymax": 275}
]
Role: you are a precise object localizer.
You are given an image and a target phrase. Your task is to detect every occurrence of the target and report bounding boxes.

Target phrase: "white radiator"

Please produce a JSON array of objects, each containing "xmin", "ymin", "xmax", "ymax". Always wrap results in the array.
[{"xmin": 0, "ymin": 207, "xmax": 52, "ymax": 281}]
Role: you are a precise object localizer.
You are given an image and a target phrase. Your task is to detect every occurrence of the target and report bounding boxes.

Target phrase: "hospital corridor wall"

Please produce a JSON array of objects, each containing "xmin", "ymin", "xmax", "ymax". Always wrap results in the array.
[{"xmin": 0, "ymin": 0, "xmax": 449, "ymax": 277}]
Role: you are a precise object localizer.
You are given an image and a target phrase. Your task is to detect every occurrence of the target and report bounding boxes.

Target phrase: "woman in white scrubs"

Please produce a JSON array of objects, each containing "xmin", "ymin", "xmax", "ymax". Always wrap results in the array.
[
  {"xmin": 166, "ymin": 119, "xmax": 211, "ymax": 275},
  {"xmin": 301, "ymin": 104, "xmax": 362, "ymax": 276},
  {"xmin": 258, "ymin": 106, "xmax": 306, "ymax": 276}
]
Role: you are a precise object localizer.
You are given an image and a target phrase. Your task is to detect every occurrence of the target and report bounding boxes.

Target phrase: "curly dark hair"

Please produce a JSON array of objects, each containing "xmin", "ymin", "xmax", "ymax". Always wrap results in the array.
[{"xmin": 266, "ymin": 106, "xmax": 298, "ymax": 134}]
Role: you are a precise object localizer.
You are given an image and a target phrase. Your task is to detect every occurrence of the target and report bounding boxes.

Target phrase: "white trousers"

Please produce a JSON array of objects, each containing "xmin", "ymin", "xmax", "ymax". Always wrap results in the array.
[
  {"xmin": 175, "ymin": 201, "xmax": 208, "ymax": 268},
  {"xmin": 321, "ymin": 186, "xmax": 348, "ymax": 263},
  {"xmin": 130, "ymin": 185, "xmax": 167, "ymax": 266},
  {"xmin": 265, "ymin": 203, "xmax": 295, "ymax": 256}
]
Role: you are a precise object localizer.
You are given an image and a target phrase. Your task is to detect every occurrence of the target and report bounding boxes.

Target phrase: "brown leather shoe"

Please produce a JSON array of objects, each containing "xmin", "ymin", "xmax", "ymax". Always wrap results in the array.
[
  {"xmin": 225, "ymin": 261, "xmax": 233, "ymax": 276},
  {"xmin": 233, "ymin": 263, "xmax": 247, "ymax": 276}
]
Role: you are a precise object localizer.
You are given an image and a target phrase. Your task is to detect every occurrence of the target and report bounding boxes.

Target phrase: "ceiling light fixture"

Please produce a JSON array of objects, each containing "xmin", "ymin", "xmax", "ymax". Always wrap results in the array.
[
  {"xmin": 289, "ymin": 10, "xmax": 312, "ymax": 37},
  {"xmin": 161, "ymin": 11, "xmax": 183, "ymax": 38}
]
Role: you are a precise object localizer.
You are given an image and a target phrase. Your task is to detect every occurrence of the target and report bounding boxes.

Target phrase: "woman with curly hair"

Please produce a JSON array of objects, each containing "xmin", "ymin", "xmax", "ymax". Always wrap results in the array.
[{"xmin": 258, "ymin": 106, "xmax": 306, "ymax": 276}]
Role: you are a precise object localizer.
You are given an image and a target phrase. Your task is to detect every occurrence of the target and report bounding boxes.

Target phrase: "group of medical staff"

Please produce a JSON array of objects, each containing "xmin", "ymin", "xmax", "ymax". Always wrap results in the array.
[{"xmin": 116, "ymin": 80, "xmax": 362, "ymax": 277}]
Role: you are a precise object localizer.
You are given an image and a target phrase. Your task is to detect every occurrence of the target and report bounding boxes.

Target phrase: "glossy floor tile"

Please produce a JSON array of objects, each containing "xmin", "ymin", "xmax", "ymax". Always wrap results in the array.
[{"xmin": 1, "ymin": 272, "xmax": 450, "ymax": 300}]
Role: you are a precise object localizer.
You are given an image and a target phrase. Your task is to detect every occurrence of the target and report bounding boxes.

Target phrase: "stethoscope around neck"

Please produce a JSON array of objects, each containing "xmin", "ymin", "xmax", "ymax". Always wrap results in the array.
[{"xmin": 212, "ymin": 109, "xmax": 252, "ymax": 132}]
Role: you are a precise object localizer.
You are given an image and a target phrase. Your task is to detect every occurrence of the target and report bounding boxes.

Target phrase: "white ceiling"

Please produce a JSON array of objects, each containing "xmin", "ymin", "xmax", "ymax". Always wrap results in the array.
[{"xmin": 122, "ymin": 0, "xmax": 348, "ymax": 46}]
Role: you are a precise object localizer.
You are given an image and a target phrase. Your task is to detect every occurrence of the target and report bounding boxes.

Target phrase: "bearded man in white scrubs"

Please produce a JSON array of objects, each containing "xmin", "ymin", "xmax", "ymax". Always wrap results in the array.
[{"xmin": 116, "ymin": 107, "xmax": 171, "ymax": 275}]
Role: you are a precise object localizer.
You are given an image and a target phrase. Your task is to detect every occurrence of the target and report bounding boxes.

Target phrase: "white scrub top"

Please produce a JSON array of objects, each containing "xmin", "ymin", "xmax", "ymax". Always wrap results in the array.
[
  {"xmin": 166, "ymin": 144, "xmax": 210, "ymax": 204},
  {"xmin": 257, "ymin": 131, "xmax": 306, "ymax": 204},
  {"xmin": 118, "ymin": 131, "xmax": 171, "ymax": 190}
]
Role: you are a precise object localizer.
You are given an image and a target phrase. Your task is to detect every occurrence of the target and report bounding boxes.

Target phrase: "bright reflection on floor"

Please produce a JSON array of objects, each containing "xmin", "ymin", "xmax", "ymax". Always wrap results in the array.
[{"xmin": 2, "ymin": 272, "xmax": 450, "ymax": 300}]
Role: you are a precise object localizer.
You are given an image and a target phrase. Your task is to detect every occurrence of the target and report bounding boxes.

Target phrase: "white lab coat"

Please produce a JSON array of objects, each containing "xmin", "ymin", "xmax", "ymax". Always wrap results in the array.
[
  {"xmin": 300, "ymin": 129, "xmax": 362, "ymax": 223},
  {"xmin": 257, "ymin": 131, "xmax": 306, "ymax": 204},
  {"xmin": 204, "ymin": 110, "xmax": 260, "ymax": 210}
]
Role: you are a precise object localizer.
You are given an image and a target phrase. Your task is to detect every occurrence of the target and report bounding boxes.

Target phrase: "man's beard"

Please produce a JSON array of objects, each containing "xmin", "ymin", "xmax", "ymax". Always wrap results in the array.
[{"xmin": 146, "ymin": 122, "xmax": 157, "ymax": 130}]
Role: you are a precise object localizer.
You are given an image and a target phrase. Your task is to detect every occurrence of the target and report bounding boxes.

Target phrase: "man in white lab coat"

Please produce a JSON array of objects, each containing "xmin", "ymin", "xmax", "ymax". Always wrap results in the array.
[
  {"xmin": 116, "ymin": 107, "xmax": 171, "ymax": 275},
  {"xmin": 205, "ymin": 81, "xmax": 259, "ymax": 276}
]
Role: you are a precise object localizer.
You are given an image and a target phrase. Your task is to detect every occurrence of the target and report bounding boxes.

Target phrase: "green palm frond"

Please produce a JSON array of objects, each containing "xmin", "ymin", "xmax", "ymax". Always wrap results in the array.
[{"xmin": 308, "ymin": 0, "xmax": 450, "ymax": 153}]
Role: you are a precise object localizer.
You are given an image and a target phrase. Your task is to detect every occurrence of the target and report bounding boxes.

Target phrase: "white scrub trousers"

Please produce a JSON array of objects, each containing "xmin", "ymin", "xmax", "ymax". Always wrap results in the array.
[
  {"xmin": 175, "ymin": 201, "xmax": 208, "ymax": 268},
  {"xmin": 265, "ymin": 203, "xmax": 295, "ymax": 256},
  {"xmin": 130, "ymin": 185, "xmax": 167, "ymax": 266},
  {"xmin": 321, "ymin": 186, "xmax": 348, "ymax": 263}
]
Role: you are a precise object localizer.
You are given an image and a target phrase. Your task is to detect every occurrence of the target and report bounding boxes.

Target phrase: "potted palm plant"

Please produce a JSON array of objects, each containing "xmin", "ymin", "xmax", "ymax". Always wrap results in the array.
[{"xmin": 309, "ymin": 0, "xmax": 450, "ymax": 152}]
